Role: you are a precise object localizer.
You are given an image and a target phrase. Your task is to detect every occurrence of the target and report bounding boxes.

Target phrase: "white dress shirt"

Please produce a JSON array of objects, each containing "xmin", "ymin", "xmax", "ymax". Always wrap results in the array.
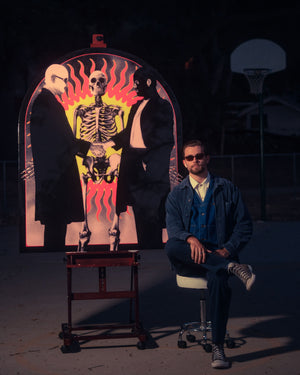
[
  {"xmin": 189, "ymin": 173, "xmax": 211, "ymax": 201},
  {"xmin": 130, "ymin": 99, "xmax": 149, "ymax": 149}
]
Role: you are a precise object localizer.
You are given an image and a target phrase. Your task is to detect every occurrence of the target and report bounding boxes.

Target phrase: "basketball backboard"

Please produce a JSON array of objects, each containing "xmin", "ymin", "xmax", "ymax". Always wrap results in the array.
[{"xmin": 230, "ymin": 38, "xmax": 286, "ymax": 74}]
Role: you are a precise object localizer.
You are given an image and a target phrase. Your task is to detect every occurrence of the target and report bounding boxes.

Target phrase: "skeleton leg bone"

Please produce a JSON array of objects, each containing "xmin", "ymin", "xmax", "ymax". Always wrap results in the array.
[
  {"xmin": 77, "ymin": 172, "xmax": 91, "ymax": 252},
  {"xmin": 108, "ymin": 213, "xmax": 120, "ymax": 251},
  {"xmin": 107, "ymin": 153, "xmax": 121, "ymax": 251}
]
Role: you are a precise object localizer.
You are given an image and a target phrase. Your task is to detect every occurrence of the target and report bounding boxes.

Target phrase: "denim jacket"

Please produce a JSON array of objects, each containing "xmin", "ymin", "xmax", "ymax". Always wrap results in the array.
[{"xmin": 165, "ymin": 175, "xmax": 253, "ymax": 257}]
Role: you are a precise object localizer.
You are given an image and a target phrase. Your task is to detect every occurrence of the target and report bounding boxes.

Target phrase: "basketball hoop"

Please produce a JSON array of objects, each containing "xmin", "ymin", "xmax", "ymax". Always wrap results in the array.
[
  {"xmin": 243, "ymin": 68, "xmax": 271, "ymax": 95},
  {"xmin": 231, "ymin": 39, "xmax": 287, "ymax": 221}
]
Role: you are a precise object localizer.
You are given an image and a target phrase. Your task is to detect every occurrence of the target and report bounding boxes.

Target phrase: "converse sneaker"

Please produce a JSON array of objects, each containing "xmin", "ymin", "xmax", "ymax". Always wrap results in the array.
[
  {"xmin": 211, "ymin": 344, "xmax": 230, "ymax": 369},
  {"xmin": 228, "ymin": 262, "xmax": 256, "ymax": 291}
]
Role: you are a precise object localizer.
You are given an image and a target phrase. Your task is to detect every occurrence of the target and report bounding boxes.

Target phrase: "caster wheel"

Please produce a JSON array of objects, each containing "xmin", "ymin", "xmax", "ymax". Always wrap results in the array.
[
  {"xmin": 226, "ymin": 339, "xmax": 235, "ymax": 349},
  {"xmin": 178, "ymin": 340, "xmax": 187, "ymax": 349},
  {"xmin": 203, "ymin": 343, "xmax": 212, "ymax": 352},
  {"xmin": 60, "ymin": 342, "xmax": 81, "ymax": 353},
  {"xmin": 137, "ymin": 341, "xmax": 146, "ymax": 350},
  {"xmin": 187, "ymin": 334, "xmax": 196, "ymax": 343}
]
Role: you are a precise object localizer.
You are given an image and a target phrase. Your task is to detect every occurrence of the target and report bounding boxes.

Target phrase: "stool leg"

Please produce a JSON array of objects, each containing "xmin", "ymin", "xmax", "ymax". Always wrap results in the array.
[
  {"xmin": 200, "ymin": 299, "xmax": 206, "ymax": 325},
  {"xmin": 129, "ymin": 265, "xmax": 134, "ymax": 323},
  {"xmin": 200, "ymin": 299, "xmax": 207, "ymax": 341},
  {"xmin": 67, "ymin": 267, "xmax": 72, "ymax": 329}
]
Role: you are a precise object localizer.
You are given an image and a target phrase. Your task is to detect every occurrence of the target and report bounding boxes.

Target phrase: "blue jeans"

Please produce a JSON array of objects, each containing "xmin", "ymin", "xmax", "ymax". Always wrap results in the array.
[{"xmin": 165, "ymin": 237, "xmax": 233, "ymax": 345}]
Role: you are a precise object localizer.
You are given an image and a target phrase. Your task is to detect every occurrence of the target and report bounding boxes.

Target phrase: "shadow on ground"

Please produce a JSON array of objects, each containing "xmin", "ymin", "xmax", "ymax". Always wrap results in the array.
[{"xmin": 70, "ymin": 261, "xmax": 300, "ymax": 360}]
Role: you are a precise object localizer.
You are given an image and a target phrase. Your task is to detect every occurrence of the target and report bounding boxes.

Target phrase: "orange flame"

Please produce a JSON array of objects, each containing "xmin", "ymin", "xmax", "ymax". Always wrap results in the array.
[
  {"xmin": 57, "ymin": 57, "xmax": 142, "ymax": 110},
  {"xmin": 85, "ymin": 179, "xmax": 118, "ymax": 222}
]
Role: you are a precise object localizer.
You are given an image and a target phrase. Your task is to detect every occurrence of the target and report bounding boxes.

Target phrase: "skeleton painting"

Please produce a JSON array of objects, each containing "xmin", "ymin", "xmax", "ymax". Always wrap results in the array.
[
  {"xmin": 73, "ymin": 70, "xmax": 124, "ymax": 251},
  {"xmin": 18, "ymin": 50, "xmax": 181, "ymax": 252}
]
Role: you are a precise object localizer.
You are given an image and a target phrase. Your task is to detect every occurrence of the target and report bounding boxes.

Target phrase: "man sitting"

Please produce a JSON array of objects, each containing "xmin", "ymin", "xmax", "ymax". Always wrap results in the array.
[{"xmin": 165, "ymin": 139, "xmax": 255, "ymax": 369}]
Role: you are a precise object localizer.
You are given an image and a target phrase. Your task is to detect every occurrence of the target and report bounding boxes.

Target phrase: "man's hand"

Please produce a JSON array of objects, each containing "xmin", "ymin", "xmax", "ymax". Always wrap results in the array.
[
  {"xmin": 186, "ymin": 236, "xmax": 212, "ymax": 264},
  {"xmin": 214, "ymin": 248, "xmax": 230, "ymax": 258}
]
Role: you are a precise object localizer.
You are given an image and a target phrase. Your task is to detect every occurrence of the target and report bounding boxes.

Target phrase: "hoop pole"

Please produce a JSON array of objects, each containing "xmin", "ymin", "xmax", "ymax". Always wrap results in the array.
[{"xmin": 259, "ymin": 93, "xmax": 266, "ymax": 221}]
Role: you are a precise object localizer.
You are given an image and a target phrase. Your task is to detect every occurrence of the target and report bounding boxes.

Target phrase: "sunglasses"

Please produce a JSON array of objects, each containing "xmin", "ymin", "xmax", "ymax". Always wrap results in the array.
[
  {"xmin": 55, "ymin": 75, "xmax": 68, "ymax": 84},
  {"xmin": 184, "ymin": 153, "xmax": 205, "ymax": 161}
]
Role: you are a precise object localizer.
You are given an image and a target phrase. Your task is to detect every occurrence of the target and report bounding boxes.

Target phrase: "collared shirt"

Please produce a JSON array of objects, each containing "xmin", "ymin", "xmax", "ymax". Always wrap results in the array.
[
  {"xmin": 130, "ymin": 99, "xmax": 149, "ymax": 148},
  {"xmin": 165, "ymin": 174, "xmax": 253, "ymax": 257},
  {"xmin": 189, "ymin": 173, "xmax": 211, "ymax": 201}
]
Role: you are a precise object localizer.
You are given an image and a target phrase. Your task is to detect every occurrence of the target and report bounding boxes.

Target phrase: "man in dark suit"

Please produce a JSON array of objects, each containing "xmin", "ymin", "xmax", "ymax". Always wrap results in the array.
[
  {"xmin": 30, "ymin": 64, "xmax": 99, "ymax": 251},
  {"xmin": 103, "ymin": 67, "xmax": 174, "ymax": 249}
]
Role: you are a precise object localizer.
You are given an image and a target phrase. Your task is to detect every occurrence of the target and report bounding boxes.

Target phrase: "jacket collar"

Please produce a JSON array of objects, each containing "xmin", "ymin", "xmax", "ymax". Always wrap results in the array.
[{"xmin": 179, "ymin": 174, "xmax": 223, "ymax": 190}]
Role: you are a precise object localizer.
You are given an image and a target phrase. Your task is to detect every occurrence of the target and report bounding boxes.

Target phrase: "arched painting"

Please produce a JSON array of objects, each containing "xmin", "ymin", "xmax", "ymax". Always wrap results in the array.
[{"xmin": 18, "ymin": 47, "xmax": 182, "ymax": 252}]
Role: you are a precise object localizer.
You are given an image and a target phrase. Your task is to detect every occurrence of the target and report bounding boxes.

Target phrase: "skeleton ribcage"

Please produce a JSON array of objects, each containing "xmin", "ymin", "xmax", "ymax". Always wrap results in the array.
[{"xmin": 77, "ymin": 104, "xmax": 119, "ymax": 143}]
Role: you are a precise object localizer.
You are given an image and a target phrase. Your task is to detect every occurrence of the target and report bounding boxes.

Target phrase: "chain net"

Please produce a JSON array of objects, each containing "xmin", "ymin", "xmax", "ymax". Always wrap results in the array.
[{"xmin": 243, "ymin": 69, "xmax": 271, "ymax": 95}]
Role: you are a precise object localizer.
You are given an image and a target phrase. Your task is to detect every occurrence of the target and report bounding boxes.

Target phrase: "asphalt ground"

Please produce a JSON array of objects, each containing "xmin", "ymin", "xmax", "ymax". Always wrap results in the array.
[{"xmin": 0, "ymin": 221, "xmax": 300, "ymax": 375}]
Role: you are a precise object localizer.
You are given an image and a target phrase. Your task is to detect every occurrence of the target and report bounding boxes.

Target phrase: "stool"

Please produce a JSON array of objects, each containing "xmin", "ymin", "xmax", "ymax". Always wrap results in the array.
[{"xmin": 176, "ymin": 274, "xmax": 235, "ymax": 352}]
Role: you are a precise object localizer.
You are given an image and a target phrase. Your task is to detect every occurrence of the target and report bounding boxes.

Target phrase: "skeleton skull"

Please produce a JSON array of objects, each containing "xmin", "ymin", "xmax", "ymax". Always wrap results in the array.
[{"xmin": 89, "ymin": 71, "xmax": 107, "ymax": 96}]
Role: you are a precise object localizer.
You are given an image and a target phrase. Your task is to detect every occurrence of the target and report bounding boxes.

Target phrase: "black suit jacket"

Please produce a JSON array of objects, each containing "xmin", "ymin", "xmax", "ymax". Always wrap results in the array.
[
  {"xmin": 112, "ymin": 92, "xmax": 174, "ymax": 216},
  {"xmin": 30, "ymin": 88, "xmax": 90, "ymax": 224}
]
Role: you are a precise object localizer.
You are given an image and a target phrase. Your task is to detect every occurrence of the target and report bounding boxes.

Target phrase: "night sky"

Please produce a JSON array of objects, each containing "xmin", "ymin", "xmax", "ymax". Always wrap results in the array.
[{"xmin": 1, "ymin": 0, "xmax": 300, "ymax": 159}]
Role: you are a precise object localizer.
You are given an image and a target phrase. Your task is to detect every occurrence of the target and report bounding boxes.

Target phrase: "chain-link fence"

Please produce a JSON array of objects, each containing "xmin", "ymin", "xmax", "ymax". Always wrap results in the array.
[
  {"xmin": 210, "ymin": 153, "xmax": 299, "ymax": 190},
  {"xmin": 210, "ymin": 153, "xmax": 300, "ymax": 221},
  {"xmin": 1, "ymin": 154, "xmax": 300, "ymax": 223},
  {"xmin": 0, "ymin": 161, "xmax": 18, "ymax": 221}
]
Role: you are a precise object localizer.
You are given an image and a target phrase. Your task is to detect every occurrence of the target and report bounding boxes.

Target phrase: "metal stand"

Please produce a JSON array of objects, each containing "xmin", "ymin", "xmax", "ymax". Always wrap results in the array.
[
  {"xmin": 177, "ymin": 290, "xmax": 213, "ymax": 352},
  {"xmin": 258, "ymin": 92, "xmax": 266, "ymax": 220},
  {"xmin": 176, "ymin": 287, "xmax": 235, "ymax": 352},
  {"xmin": 243, "ymin": 68, "xmax": 269, "ymax": 221},
  {"xmin": 60, "ymin": 250, "xmax": 147, "ymax": 352}
]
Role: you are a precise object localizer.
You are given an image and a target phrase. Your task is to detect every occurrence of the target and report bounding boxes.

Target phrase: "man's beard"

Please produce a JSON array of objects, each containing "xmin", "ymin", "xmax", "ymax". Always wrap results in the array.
[{"xmin": 189, "ymin": 164, "xmax": 205, "ymax": 175}]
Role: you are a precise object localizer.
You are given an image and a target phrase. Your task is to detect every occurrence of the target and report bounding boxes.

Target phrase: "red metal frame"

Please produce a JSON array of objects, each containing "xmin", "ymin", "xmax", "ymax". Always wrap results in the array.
[{"xmin": 60, "ymin": 250, "xmax": 147, "ymax": 352}]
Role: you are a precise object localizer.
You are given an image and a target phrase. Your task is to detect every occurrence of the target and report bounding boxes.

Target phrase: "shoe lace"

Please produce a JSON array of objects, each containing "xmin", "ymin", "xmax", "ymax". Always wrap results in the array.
[
  {"xmin": 212, "ymin": 345, "xmax": 225, "ymax": 360},
  {"xmin": 231, "ymin": 264, "xmax": 250, "ymax": 281}
]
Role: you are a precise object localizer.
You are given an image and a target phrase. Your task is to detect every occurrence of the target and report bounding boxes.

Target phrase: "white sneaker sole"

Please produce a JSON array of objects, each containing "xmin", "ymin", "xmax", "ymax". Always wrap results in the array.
[
  {"xmin": 211, "ymin": 359, "xmax": 230, "ymax": 369},
  {"xmin": 245, "ymin": 265, "xmax": 256, "ymax": 291}
]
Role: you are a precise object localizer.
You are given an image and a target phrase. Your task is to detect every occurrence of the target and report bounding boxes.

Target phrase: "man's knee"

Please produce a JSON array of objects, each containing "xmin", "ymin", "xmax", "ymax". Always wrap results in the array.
[{"xmin": 165, "ymin": 237, "xmax": 186, "ymax": 258}]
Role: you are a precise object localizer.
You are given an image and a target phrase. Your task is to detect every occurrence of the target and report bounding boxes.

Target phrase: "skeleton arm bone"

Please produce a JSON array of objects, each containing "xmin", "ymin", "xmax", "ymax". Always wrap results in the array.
[
  {"xmin": 73, "ymin": 107, "xmax": 80, "ymax": 137},
  {"xmin": 118, "ymin": 108, "xmax": 124, "ymax": 131}
]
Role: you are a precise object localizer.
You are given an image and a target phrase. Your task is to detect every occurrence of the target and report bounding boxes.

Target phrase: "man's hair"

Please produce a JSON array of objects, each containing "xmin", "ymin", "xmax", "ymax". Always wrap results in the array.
[
  {"xmin": 182, "ymin": 139, "xmax": 210, "ymax": 158},
  {"xmin": 134, "ymin": 66, "xmax": 157, "ymax": 87}
]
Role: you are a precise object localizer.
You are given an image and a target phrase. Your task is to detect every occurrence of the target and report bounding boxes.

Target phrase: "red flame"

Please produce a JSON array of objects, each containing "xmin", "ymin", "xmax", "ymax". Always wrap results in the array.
[
  {"xmin": 57, "ymin": 57, "xmax": 142, "ymax": 110},
  {"xmin": 85, "ymin": 179, "xmax": 118, "ymax": 222},
  {"xmin": 79, "ymin": 60, "xmax": 93, "ymax": 99},
  {"xmin": 100, "ymin": 58, "xmax": 107, "ymax": 76}
]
